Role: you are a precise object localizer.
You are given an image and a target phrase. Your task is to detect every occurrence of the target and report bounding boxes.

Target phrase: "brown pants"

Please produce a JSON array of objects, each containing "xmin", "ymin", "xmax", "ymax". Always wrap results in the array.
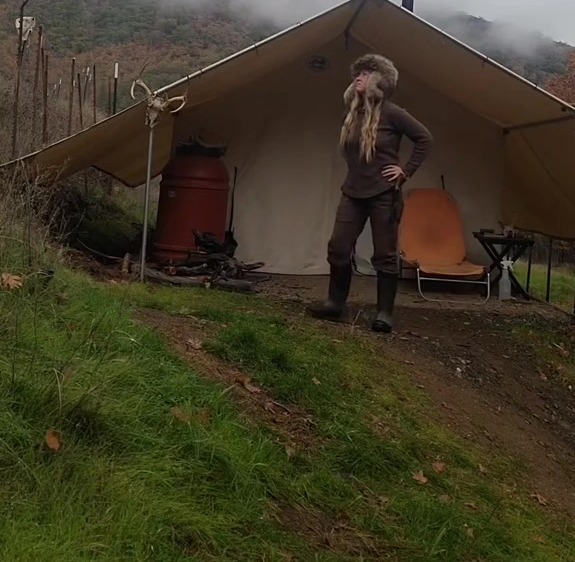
[{"xmin": 328, "ymin": 190, "xmax": 403, "ymax": 275}]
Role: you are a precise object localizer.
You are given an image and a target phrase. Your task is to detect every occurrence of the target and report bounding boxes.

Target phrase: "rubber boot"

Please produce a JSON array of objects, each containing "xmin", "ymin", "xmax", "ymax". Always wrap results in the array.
[
  {"xmin": 372, "ymin": 272, "xmax": 398, "ymax": 333},
  {"xmin": 309, "ymin": 265, "xmax": 352, "ymax": 320}
]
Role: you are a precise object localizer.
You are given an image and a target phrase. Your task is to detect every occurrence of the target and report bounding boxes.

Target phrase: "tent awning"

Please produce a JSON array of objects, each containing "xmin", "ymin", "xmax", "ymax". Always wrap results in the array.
[{"xmin": 3, "ymin": 0, "xmax": 575, "ymax": 238}]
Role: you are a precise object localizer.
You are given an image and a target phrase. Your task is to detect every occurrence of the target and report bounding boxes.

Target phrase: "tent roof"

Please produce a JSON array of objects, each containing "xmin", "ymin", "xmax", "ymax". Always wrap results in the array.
[{"xmin": 4, "ymin": 0, "xmax": 575, "ymax": 238}]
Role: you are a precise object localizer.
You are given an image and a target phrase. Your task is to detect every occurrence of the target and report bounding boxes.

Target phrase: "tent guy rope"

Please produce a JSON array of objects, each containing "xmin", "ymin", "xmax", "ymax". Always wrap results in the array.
[{"xmin": 129, "ymin": 77, "xmax": 186, "ymax": 282}]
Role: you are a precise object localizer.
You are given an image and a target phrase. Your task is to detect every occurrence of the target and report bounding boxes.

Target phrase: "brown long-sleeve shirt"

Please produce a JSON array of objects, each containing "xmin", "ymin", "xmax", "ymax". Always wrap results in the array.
[{"xmin": 342, "ymin": 102, "xmax": 432, "ymax": 199}]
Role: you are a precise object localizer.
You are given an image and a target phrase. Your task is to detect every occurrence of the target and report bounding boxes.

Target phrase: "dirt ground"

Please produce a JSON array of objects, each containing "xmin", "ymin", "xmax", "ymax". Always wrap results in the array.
[
  {"xmin": 71, "ymin": 251, "xmax": 575, "ymax": 521},
  {"xmin": 265, "ymin": 275, "xmax": 575, "ymax": 517}
]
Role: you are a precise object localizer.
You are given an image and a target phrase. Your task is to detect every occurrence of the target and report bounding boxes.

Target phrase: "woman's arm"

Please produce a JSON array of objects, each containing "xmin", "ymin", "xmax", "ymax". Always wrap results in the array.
[{"xmin": 391, "ymin": 105, "xmax": 433, "ymax": 178}]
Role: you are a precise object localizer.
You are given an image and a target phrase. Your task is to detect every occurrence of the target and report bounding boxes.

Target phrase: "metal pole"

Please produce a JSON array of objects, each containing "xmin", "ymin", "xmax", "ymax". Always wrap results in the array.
[
  {"xmin": 11, "ymin": 0, "xmax": 31, "ymax": 159},
  {"xmin": 113, "ymin": 62, "xmax": 119, "ymax": 115},
  {"xmin": 42, "ymin": 53, "xmax": 48, "ymax": 145},
  {"xmin": 92, "ymin": 64, "xmax": 97, "ymax": 124},
  {"xmin": 140, "ymin": 126, "xmax": 155, "ymax": 282},
  {"xmin": 131, "ymin": 76, "xmax": 186, "ymax": 283},
  {"xmin": 68, "ymin": 57, "xmax": 76, "ymax": 136},
  {"xmin": 546, "ymin": 237, "xmax": 553, "ymax": 303},
  {"xmin": 83, "ymin": 66, "xmax": 90, "ymax": 105},
  {"xmin": 77, "ymin": 71, "xmax": 84, "ymax": 130},
  {"xmin": 107, "ymin": 77, "xmax": 112, "ymax": 116},
  {"xmin": 32, "ymin": 25, "xmax": 43, "ymax": 142}
]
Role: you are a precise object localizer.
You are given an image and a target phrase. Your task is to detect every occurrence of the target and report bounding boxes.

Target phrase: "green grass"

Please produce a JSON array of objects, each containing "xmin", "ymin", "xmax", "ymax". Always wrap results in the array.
[
  {"xmin": 0, "ymin": 268, "xmax": 574, "ymax": 561},
  {"xmin": 515, "ymin": 262, "xmax": 574, "ymax": 312}
]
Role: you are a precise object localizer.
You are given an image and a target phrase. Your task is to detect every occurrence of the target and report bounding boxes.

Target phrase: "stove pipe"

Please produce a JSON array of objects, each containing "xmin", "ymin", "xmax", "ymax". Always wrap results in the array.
[{"xmin": 402, "ymin": 0, "xmax": 414, "ymax": 12}]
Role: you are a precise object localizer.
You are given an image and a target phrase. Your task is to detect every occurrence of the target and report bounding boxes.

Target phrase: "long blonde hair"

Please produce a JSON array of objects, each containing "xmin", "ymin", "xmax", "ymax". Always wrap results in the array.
[{"xmin": 339, "ymin": 91, "xmax": 382, "ymax": 163}]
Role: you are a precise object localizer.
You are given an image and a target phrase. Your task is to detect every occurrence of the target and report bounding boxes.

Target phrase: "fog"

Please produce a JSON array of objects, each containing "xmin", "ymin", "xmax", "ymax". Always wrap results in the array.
[
  {"xmin": 160, "ymin": 0, "xmax": 575, "ymax": 45},
  {"xmin": 163, "ymin": 0, "xmax": 340, "ymax": 26}
]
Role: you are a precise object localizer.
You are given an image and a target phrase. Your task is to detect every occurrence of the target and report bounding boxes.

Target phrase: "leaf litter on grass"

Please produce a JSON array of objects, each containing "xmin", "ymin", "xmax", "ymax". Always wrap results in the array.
[{"xmin": 102, "ymin": 286, "xmax": 575, "ymax": 561}]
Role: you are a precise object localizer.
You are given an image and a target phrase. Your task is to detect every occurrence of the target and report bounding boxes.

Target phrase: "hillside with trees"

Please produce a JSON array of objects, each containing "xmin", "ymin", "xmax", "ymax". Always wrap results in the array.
[
  {"xmin": 0, "ymin": 0, "xmax": 573, "ymax": 160},
  {"xmin": 546, "ymin": 51, "xmax": 575, "ymax": 103},
  {"xmin": 0, "ymin": 1, "xmax": 572, "ymax": 89},
  {"xmin": 422, "ymin": 9, "xmax": 573, "ymax": 86}
]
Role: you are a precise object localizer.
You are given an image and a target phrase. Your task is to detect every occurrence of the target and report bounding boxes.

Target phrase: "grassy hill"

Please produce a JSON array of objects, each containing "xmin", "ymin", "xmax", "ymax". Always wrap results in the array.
[{"xmin": 1, "ymin": 173, "xmax": 575, "ymax": 560}]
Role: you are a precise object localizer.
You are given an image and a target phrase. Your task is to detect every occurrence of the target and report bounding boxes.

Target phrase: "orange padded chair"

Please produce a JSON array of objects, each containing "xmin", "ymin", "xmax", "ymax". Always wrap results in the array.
[{"xmin": 399, "ymin": 188, "xmax": 491, "ymax": 303}]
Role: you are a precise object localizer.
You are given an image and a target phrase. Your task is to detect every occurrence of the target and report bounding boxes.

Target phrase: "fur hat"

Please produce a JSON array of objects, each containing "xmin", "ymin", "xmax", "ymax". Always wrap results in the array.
[{"xmin": 344, "ymin": 54, "xmax": 398, "ymax": 106}]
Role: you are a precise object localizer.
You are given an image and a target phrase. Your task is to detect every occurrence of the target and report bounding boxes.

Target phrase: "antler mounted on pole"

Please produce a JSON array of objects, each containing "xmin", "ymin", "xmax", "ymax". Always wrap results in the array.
[{"xmin": 130, "ymin": 70, "xmax": 187, "ymax": 282}]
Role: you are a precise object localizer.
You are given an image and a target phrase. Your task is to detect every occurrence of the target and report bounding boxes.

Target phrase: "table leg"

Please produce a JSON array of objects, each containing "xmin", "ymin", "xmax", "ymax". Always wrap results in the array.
[{"xmin": 476, "ymin": 240, "xmax": 532, "ymax": 299}]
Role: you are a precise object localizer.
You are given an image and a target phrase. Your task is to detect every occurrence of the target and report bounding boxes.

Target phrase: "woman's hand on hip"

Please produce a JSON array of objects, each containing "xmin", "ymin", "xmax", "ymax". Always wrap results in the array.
[{"xmin": 382, "ymin": 165, "xmax": 406, "ymax": 184}]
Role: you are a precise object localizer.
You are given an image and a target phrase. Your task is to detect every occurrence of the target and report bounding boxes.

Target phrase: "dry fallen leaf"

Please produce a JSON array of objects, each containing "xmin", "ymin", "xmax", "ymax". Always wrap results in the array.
[
  {"xmin": 553, "ymin": 342, "xmax": 570, "ymax": 358},
  {"xmin": 534, "ymin": 536, "xmax": 546, "ymax": 544},
  {"xmin": 465, "ymin": 501, "xmax": 480, "ymax": 511},
  {"xmin": 530, "ymin": 493, "xmax": 548, "ymax": 507},
  {"xmin": 537, "ymin": 368, "xmax": 548, "ymax": 382},
  {"xmin": 378, "ymin": 496, "xmax": 390, "ymax": 507},
  {"xmin": 478, "ymin": 464, "xmax": 488, "ymax": 475},
  {"xmin": 264, "ymin": 401, "xmax": 276, "ymax": 413},
  {"xmin": 312, "ymin": 377, "xmax": 321, "ymax": 386},
  {"xmin": 45, "ymin": 429, "xmax": 63, "ymax": 452},
  {"xmin": 466, "ymin": 527, "xmax": 475, "ymax": 539},
  {"xmin": 1, "ymin": 273, "xmax": 24, "ymax": 291},
  {"xmin": 432, "ymin": 461, "xmax": 447, "ymax": 474},
  {"xmin": 171, "ymin": 406, "xmax": 193, "ymax": 424},
  {"xmin": 438, "ymin": 494, "xmax": 452, "ymax": 504},
  {"xmin": 185, "ymin": 338, "xmax": 203, "ymax": 351},
  {"xmin": 413, "ymin": 471, "xmax": 428, "ymax": 485},
  {"xmin": 235, "ymin": 375, "xmax": 262, "ymax": 394}
]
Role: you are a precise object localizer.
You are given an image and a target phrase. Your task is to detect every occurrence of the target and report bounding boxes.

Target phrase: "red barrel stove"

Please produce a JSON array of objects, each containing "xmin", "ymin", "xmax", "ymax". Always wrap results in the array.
[{"xmin": 152, "ymin": 142, "xmax": 230, "ymax": 264}]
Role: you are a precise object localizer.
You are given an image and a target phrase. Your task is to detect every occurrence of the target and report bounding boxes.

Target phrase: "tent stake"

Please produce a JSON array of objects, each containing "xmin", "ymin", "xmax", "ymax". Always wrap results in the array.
[{"xmin": 130, "ymin": 75, "xmax": 187, "ymax": 283}]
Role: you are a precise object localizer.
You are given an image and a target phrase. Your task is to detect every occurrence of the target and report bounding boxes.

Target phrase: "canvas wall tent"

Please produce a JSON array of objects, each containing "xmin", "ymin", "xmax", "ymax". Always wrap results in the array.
[{"xmin": 4, "ymin": 0, "xmax": 575, "ymax": 275}]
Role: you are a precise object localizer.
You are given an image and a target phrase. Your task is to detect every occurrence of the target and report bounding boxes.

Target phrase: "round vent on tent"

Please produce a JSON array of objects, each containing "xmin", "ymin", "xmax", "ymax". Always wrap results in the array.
[{"xmin": 306, "ymin": 55, "xmax": 329, "ymax": 73}]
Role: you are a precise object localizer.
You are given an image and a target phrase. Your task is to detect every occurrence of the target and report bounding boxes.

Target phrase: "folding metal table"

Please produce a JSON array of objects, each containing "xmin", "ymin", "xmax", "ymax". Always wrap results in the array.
[{"xmin": 473, "ymin": 232, "xmax": 534, "ymax": 299}]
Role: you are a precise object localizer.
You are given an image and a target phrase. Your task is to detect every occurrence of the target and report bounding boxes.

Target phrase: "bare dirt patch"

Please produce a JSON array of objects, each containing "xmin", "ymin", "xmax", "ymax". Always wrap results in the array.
[
  {"xmin": 271, "ymin": 503, "xmax": 386, "ymax": 560},
  {"xmin": 257, "ymin": 274, "xmax": 575, "ymax": 517},
  {"xmin": 134, "ymin": 308, "xmax": 319, "ymax": 454},
  {"xmin": 307, "ymin": 302, "xmax": 575, "ymax": 519}
]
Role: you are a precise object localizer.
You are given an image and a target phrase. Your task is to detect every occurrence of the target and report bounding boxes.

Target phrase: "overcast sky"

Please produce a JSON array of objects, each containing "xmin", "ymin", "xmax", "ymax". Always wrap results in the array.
[
  {"xmin": 173, "ymin": 0, "xmax": 575, "ymax": 44},
  {"xmin": 422, "ymin": 0, "xmax": 575, "ymax": 44}
]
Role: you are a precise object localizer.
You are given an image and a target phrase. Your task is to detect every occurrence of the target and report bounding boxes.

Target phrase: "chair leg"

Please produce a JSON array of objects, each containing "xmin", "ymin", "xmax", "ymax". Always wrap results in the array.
[
  {"xmin": 483, "ymin": 272, "xmax": 491, "ymax": 303},
  {"xmin": 416, "ymin": 268, "xmax": 433, "ymax": 302},
  {"xmin": 416, "ymin": 269, "xmax": 493, "ymax": 305}
]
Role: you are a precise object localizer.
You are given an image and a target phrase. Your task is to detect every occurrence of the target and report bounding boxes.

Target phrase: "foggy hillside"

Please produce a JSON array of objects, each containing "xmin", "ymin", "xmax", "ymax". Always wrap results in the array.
[
  {"xmin": 421, "ymin": 7, "xmax": 572, "ymax": 85},
  {"xmin": 0, "ymin": 0, "xmax": 571, "ymax": 106}
]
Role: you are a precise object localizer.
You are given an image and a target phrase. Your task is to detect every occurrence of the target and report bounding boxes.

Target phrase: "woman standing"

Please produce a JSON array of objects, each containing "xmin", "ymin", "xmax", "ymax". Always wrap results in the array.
[{"xmin": 310, "ymin": 54, "xmax": 432, "ymax": 333}]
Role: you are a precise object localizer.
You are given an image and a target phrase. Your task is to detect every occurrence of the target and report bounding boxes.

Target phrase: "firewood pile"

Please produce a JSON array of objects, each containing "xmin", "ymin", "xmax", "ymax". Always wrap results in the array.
[{"xmin": 148, "ymin": 230, "xmax": 267, "ymax": 293}]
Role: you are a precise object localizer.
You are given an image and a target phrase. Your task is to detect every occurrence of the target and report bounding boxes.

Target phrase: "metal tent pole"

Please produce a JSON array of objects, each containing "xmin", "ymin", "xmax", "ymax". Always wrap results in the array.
[
  {"xmin": 140, "ymin": 126, "xmax": 155, "ymax": 282},
  {"xmin": 130, "ymin": 75, "xmax": 187, "ymax": 283}
]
